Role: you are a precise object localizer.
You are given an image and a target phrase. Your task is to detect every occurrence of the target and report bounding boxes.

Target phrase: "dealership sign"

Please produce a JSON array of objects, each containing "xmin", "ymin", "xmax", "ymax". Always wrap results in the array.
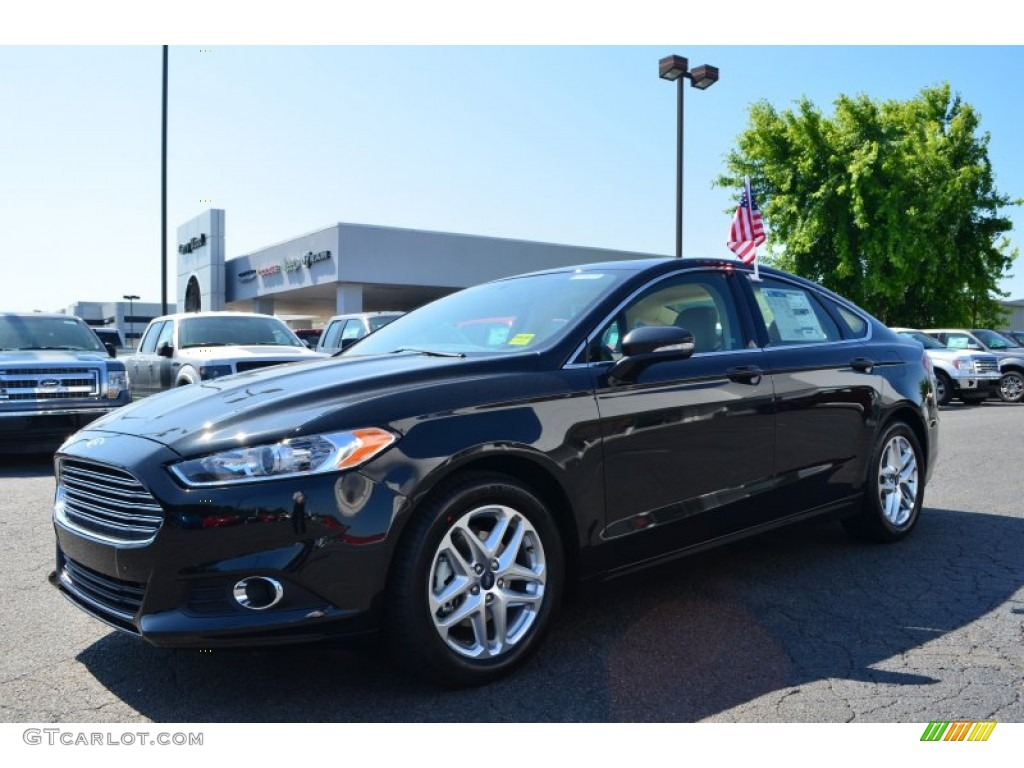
[{"xmin": 178, "ymin": 233, "xmax": 208, "ymax": 254}]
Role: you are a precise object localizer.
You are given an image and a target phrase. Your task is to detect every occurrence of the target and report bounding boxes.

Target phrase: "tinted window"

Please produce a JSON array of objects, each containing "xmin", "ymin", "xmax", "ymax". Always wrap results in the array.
[
  {"xmin": 0, "ymin": 315, "xmax": 105, "ymax": 352},
  {"xmin": 588, "ymin": 271, "xmax": 743, "ymax": 362},
  {"xmin": 350, "ymin": 270, "xmax": 626, "ymax": 356},
  {"xmin": 751, "ymin": 279, "xmax": 842, "ymax": 346},
  {"xmin": 178, "ymin": 316, "xmax": 303, "ymax": 348},
  {"xmin": 138, "ymin": 321, "xmax": 166, "ymax": 354}
]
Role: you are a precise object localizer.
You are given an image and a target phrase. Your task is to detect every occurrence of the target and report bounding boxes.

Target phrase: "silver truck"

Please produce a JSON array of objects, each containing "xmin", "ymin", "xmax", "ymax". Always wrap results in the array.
[
  {"xmin": 892, "ymin": 327, "xmax": 1001, "ymax": 406},
  {"xmin": 0, "ymin": 312, "xmax": 131, "ymax": 453},
  {"xmin": 922, "ymin": 328, "xmax": 1024, "ymax": 404}
]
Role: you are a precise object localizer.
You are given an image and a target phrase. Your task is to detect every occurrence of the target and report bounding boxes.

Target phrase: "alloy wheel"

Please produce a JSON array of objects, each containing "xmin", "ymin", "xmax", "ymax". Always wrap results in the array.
[
  {"xmin": 877, "ymin": 434, "xmax": 919, "ymax": 527},
  {"xmin": 427, "ymin": 504, "xmax": 547, "ymax": 659}
]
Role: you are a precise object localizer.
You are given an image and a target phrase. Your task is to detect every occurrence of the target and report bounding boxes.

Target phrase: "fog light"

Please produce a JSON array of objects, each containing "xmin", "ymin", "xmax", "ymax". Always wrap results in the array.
[{"xmin": 232, "ymin": 576, "xmax": 284, "ymax": 610}]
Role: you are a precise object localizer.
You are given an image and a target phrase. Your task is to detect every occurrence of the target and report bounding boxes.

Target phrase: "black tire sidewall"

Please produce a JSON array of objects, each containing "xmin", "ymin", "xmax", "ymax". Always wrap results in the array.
[
  {"xmin": 388, "ymin": 473, "xmax": 564, "ymax": 686},
  {"xmin": 934, "ymin": 371, "xmax": 952, "ymax": 406}
]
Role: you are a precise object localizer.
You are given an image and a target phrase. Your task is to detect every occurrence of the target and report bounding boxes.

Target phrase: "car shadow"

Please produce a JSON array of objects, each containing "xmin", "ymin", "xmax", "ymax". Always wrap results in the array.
[
  {"xmin": 0, "ymin": 454, "xmax": 55, "ymax": 479},
  {"xmin": 74, "ymin": 506, "xmax": 1023, "ymax": 722}
]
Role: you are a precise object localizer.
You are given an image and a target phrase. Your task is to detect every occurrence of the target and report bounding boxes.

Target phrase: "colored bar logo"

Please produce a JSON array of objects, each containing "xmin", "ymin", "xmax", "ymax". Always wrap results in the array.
[{"xmin": 921, "ymin": 721, "xmax": 997, "ymax": 741}]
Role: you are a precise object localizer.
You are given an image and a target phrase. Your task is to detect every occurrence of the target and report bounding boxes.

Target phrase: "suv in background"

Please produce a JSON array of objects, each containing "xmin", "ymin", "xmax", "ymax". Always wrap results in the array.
[
  {"xmin": 0, "ymin": 312, "xmax": 130, "ymax": 452},
  {"xmin": 891, "ymin": 328, "xmax": 1000, "ymax": 405},
  {"xmin": 923, "ymin": 328, "xmax": 1024, "ymax": 404},
  {"xmin": 122, "ymin": 311, "xmax": 325, "ymax": 398},
  {"xmin": 316, "ymin": 311, "xmax": 404, "ymax": 354}
]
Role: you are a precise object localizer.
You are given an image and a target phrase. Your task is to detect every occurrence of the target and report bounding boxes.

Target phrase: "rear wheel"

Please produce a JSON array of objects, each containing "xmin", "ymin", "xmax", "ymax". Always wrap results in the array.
[
  {"xmin": 387, "ymin": 473, "xmax": 564, "ymax": 686},
  {"xmin": 843, "ymin": 421, "xmax": 923, "ymax": 543},
  {"xmin": 933, "ymin": 371, "xmax": 953, "ymax": 406}
]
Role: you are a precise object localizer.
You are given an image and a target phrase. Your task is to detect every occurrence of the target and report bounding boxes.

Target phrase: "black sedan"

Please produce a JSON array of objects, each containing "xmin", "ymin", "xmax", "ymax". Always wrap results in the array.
[{"xmin": 51, "ymin": 258, "xmax": 938, "ymax": 686}]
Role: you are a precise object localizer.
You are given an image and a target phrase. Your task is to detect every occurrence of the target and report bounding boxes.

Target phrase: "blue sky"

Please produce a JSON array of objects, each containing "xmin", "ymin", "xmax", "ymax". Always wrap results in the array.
[{"xmin": 3, "ymin": 11, "xmax": 1023, "ymax": 315}]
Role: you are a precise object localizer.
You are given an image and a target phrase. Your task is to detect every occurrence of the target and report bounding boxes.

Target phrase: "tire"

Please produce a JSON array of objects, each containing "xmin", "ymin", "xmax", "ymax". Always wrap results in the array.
[
  {"xmin": 998, "ymin": 371, "xmax": 1024, "ymax": 403},
  {"xmin": 386, "ymin": 473, "xmax": 564, "ymax": 686},
  {"xmin": 933, "ymin": 370, "xmax": 953, "ymax": 406},
  {"xmin": 843, "ymin": 421, "xmax": 924, "ymax": 543}
]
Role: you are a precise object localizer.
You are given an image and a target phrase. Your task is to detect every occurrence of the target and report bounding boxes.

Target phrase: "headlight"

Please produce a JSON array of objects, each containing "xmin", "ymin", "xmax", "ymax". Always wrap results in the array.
[
  {"xmin": 169, "ymin": 428, "xmax": 398, "ymax": 487},
  {"xmin": 199, "ymin": 364, "xmax": 234, "ymax": 380},
  {"xmin": 106, "ymin": 370, "xmax": 128, "ymax": 398}
]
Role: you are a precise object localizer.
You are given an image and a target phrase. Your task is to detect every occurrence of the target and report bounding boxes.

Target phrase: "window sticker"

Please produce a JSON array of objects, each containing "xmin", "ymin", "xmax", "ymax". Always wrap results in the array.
[
  {"xmin": 487, "ymin": 327, "xmax": 511, "ymax": 345},
  {"xmin": 508, "ymin": 333, "xmax": 535, "ymax": 346},
  {"xmin": 761, "ymin": 288, "xmax": 828, "ymax": 342}
]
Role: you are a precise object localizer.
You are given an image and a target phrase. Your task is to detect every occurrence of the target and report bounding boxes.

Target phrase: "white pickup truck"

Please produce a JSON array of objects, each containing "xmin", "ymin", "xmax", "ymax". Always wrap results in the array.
[{"xmin": 122, "ymin": 311, "xmax": 325, "ymax": 398}]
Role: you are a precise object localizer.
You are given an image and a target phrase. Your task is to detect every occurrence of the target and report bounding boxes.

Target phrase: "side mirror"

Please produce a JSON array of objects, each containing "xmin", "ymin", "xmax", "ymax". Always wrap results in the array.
[
  {"xmin": 608, "ymin": 325, "xmax": 695, "ymax": 385},
  {"xmin": 156, "ymin": 341, "xmax": 174, "ymax": 358},
  {"xmin": 104, "ymin": 342, "xmax": 117, "ymax": 358}
]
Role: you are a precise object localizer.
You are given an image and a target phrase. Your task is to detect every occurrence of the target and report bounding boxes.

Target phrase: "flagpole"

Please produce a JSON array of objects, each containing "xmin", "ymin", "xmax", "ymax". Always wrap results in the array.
[{"xmin": 746, "ymin": 177, "xmax": 761, "ymax": 281}]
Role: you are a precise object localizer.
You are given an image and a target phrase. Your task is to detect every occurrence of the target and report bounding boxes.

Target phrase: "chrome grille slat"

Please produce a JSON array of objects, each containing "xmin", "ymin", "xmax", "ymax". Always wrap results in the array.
[
  {"xmin": 56, "ymin": 458, "xmax": 164, "ymax": 546},
  {"xmin": 0, "ymin": 367, "xmax": 99, "ymax": 397},
  {"xmin": 60, "ymin": 556, "xmax": 144, "ymax": 626}
]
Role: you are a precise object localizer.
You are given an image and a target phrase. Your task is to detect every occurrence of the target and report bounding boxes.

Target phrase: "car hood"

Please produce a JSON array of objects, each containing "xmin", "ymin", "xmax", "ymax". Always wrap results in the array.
[
  {"xmin": 176, "ymin": 345, "xmax": 323, "ymax": 361},
  {"xmin": 0, "ymin": 350, "xmax": 111, "ymax": 364},
  {"xmin": 924, "ymin": 348, "xmax": 997, "ymax": 364},
  {"xmin": 79, "ymin": 352, "xmax": 532, "ymax": 457}
]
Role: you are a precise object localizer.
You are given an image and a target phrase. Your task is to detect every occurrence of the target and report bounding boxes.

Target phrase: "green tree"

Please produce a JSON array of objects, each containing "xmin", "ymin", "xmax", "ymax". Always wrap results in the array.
[{"xmin": 717, "ymin": 84, "xmax": 1019, "ymax": 328}]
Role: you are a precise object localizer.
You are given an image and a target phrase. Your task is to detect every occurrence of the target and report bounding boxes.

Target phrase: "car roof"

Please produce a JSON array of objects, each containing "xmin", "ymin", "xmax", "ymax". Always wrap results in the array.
[{"xmin": 147, "ymin": 311, "xmax": 288, "ymax": 323}]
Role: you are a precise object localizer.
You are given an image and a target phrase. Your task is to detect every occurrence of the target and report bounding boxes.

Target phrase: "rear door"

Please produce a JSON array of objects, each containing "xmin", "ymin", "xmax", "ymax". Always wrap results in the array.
[{"xmin": 741, "ymin": 276, "xmax": 888, "ymax": 512}]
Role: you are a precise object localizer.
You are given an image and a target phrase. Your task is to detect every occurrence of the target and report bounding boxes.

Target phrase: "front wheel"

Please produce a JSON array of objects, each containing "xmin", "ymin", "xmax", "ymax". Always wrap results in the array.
[
  {"xmin": 843, "ymin": 421, "xmax": 924, "ymax": 543},
  {"xmin": 387, "ymin": 473, "xmax": 564, "ymax": 686},
  {"xmin": 933, "ymin": 371, "xmax": 953, "ymax": 406},
  {"xmin": 998, "ymin": 371, "xmax": 1024, "ymax": 403}
]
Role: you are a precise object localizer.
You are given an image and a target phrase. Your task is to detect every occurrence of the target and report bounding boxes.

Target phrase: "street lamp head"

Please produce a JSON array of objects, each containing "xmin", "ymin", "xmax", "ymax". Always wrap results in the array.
[
  {"xmin": 689, "ymin": 65, "xmax": 719, "ymax": 90},
  {"xmin": 123, "ymin": 294, "xmax": 140, "ymax": 301},
  {"xmin": 659, "ymin": 55, "xmax": 689, "ymax": 82}
]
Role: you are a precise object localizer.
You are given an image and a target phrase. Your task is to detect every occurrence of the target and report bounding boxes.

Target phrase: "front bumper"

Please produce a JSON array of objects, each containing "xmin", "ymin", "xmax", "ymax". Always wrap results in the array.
[
  {"xmin": 0, "ymin": 405, "xmax": 125, "ymax": 453},
  {"xmin": 950, "ymin": 373, "xmax": 1001, "ymax": 395},
  {"xmin": 51, "ymin": 429, "xmax": 406, "ymax": 647}
]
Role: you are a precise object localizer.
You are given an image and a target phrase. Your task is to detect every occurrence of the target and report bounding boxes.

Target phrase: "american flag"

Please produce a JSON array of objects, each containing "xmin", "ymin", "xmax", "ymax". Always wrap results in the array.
[{"xmin": 727, "ymin": 177, "xmax": 765, "ymax": 264}]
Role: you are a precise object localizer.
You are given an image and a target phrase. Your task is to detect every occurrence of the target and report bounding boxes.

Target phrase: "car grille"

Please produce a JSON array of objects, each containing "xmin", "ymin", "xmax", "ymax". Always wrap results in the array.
[
  {"xmin": 56, "ymin": 458, "xmax": 164, "ymax": 546},
  {"xmin": 0, "ymin": 366, "xmax": 98, "ymax": 400},
  {"xmin": 972, "ymin": 357, "xmax": 1000, "ymax": 375},
  {"xmin": 235, "ymin": 360, "xmax": 292, "ymax": 373},
  {"xmin": 58, "ymin": 554, "xmax": 144, "ymax": 632}
]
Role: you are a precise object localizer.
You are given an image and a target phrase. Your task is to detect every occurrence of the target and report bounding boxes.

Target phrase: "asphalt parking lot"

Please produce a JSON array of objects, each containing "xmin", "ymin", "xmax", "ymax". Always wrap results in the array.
[{"xmin": 1, "ymin": 402, "xmax": 1022, "ymax": 723}]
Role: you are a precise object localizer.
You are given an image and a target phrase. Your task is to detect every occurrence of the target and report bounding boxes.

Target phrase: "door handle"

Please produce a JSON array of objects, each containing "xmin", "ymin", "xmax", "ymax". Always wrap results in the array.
[
  {"xmin": 850, "ymin": 357, "xmax": 875, "ymax": 373},
  {"xmin": 727, "ymin": 365, "xmax": 764, "ymax": 384}
]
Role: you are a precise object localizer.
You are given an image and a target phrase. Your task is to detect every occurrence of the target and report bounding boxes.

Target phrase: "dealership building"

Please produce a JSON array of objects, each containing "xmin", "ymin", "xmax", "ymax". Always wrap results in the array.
[{"xmin": 176, "ymin": 209, "xmax": 660, "ymax": 320}]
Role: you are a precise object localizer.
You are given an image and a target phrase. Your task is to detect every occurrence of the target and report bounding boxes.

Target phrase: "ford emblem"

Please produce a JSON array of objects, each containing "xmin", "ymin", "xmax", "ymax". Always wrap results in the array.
[{"xmin": 39, "ymin": 379, "xmax": 60, "ymax": 388}]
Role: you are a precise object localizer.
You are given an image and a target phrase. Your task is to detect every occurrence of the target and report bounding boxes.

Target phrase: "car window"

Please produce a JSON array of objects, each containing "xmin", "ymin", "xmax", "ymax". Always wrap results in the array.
[
  {"xmin": 138, "ymin": 321, "xmax": 166, "ymax": 354},
  {"xmin": 0, "ymin": 315, "xmax": 105, "ymax": 352},
  {"xmin": 943, "ymin": 333, "xmax": 979, "ymax": 351},
  {"xmin": 320, "ymin": 320, "xmax": 344, "ymax": 350},
  {"xmin": 587, "ymin": 271, "xmax": 742, "ymax": 362},
  {"xmin": 178, "ymin": 316, "xmax": 303, "ymax": 348},
  {"xmin": 340, "ymin": 319, "xmax": 366, "ymax": 341},
  {"xmin": 750, "ymin": 279, "xmax": 842, "ymax": 346},
  {"xmin": 155, "ymin": 321, "xmax": 175, "ymax": 350}
]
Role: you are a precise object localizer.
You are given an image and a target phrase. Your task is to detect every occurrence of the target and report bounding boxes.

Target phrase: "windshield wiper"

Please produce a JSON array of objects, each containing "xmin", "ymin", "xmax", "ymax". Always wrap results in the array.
[
  {"xmin": 390, "ymin": 348, "xmax": 466, "ymax": 358},
  {"xmin": 19, "ymin": 346, "xmax": 85, "ymax": 351}
]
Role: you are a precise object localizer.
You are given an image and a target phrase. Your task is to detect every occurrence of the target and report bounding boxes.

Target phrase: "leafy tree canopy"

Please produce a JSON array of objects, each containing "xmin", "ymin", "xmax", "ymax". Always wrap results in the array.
[{"xmin": 716, "ymin": 84, "xmax": 1020, "ymax": 328}]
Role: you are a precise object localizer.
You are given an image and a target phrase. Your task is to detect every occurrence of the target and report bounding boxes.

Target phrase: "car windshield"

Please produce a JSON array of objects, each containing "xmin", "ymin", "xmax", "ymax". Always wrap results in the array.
[
  {"xmin": 898, "ymin": 330, "xmax": 945, "ymax": 349},
  {"xmin": 0, "ymin": 315, "xmax": 105, "ymax": 352},
  {"xmin": 973, "ymin": 329, "xmax": 1021, "ymax": 350},
  {"xmin": 179, "ymin": 316, "xmax": 304, "ymax": 348},
  {"xmin": 347, "ymin": 269, "xmax": 627, "ymax": 356}
]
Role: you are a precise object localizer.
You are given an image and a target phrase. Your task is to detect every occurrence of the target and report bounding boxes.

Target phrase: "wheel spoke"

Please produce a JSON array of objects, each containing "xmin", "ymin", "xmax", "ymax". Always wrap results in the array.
[
  {"xmin": 436, "ymin": 591, "xmax": 483, "ymax": 629},
  {"xmin": 429, "ymin": 573, "xmax": 471, "ymax": 612}
]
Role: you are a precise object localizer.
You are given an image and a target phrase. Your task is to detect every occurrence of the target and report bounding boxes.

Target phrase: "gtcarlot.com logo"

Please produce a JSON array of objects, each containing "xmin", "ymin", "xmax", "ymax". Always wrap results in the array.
[
  {"xmin": 23, "ymin": 729, "xmax": 203, "ymax": 747},
  {"xmin": 921, "ymin": 721, "xmax": 997, "ymax": 742}
]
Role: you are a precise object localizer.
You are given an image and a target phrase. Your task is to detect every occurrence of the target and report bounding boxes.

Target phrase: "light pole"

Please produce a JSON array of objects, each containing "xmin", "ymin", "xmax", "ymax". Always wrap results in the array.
[
  {"xmin": 123, "ymin": 294, "xmax": 140, "ymax": 350},
  {"xmin": 659, "ymin": 55, "xmax": 719, "ymax": 258},
  {"xmin": 161, "ymin": 45, "xmax": 168, "ymax": 315}
]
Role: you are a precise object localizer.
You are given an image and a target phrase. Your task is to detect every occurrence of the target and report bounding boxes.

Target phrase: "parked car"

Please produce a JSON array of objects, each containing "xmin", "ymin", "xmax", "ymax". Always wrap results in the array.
[
  {"xmin": 51, "ymin": 259, "xmax": 938, "ymax": 685},
  {"xmin": 1002, "ymin": 330, "xmax": 1024, "ymax": 347},
  {"xmin": 922, "ymin": 328, "xmax": 1024, "ymax": 403},
  {"xmin": 316, "ymin": 311, "xmax": 404, "ymax": 354},
  {"xmin": 293, "ymin": 328, "xmax": 322, "ymax": 349},
  {"xmin": 890, "ymin": 327, "xmax": 1000, "ymax": 405},
  {"xmin": 0, "ymin": 312, "xmax": 130, "ymax": 453},
  {"xmin": 121, "ymin": 311, "xmax": 325, "ymax": 398}
]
